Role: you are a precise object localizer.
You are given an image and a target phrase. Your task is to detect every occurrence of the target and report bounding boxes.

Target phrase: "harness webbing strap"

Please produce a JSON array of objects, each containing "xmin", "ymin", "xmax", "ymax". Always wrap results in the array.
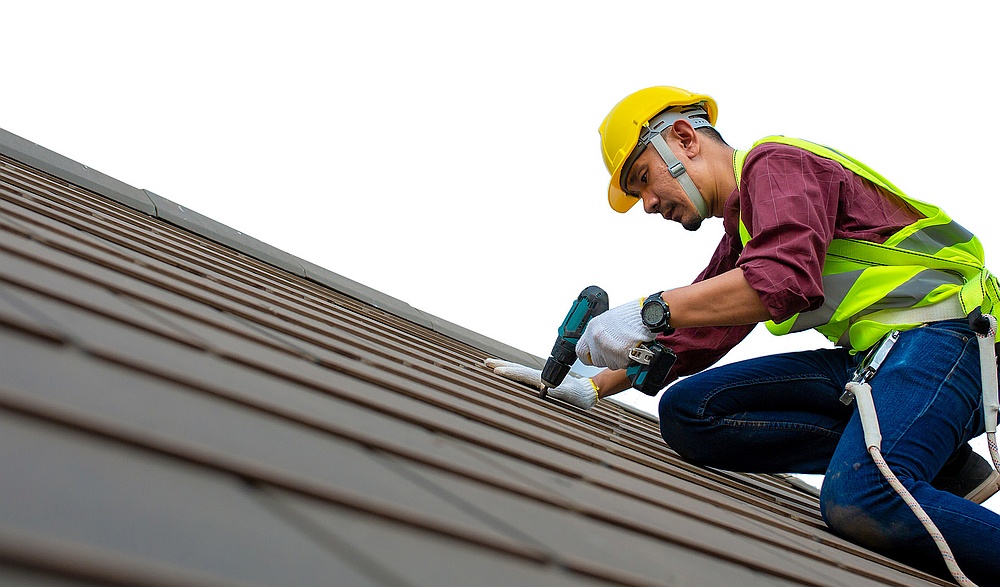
[
  {"xmin": 862, "ymin": 294, "xmax": 965, "ymax": 327},
  {"xmin": 976, "ymin": 315, "xmax": 999, "ymax": 434}
]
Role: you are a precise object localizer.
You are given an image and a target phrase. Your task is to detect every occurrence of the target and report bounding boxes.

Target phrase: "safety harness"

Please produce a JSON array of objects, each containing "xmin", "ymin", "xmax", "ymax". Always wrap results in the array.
[
  {"xmin": 735, "ymin": 137, "xmax": 1000, "ymax": 586},
  {"xmin": 734, "ymin": 136, "xmax": 997, "ymax": 352}
]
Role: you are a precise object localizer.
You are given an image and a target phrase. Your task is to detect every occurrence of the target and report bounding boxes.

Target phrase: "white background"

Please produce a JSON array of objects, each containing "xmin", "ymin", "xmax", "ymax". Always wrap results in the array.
[{"xmin": 3, "ymin": 1, "xmax": 999, "ymax": 502}]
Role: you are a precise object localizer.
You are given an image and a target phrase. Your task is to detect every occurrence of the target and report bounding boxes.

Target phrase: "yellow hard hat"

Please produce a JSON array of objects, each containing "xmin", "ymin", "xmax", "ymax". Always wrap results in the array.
[{"xmin": 599, "ymin": 86, "xmax": 718, "ymax": 213}]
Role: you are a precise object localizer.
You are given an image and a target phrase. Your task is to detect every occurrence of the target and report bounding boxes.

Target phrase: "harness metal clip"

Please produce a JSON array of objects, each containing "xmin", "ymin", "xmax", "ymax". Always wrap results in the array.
[{"xmin": 840, "ymin": 330, "xmax": 900, "ymax": 405}]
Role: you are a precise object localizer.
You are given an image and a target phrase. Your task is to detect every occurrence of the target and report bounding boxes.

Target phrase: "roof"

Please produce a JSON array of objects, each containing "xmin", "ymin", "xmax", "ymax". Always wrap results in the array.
[{"xmin": 0, "ymin": 128, "xmax": 950, "ymax": 586}]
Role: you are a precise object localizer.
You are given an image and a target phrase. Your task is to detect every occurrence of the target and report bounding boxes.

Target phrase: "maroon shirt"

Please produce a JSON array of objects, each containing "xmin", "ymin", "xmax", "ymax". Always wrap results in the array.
[{"xmin": 656, "ymin": 142, "xmax": 922, "ymax": 382}]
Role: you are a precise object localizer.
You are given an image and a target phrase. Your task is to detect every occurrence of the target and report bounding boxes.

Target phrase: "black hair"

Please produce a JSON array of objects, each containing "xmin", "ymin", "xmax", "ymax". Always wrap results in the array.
[{"xmin": 695, "ymin": 124, "xmax": 728, "ymax": 146}]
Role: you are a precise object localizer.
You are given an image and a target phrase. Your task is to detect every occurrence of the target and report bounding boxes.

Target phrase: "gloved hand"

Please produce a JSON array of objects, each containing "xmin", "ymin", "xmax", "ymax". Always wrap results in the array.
[
  {"xmin": 576, "ymin": 297, "xmax": 653, "ymax": 370},
  {"xmin": 483, "ymin": 358, "xmax": 599, "ymax": 409}
]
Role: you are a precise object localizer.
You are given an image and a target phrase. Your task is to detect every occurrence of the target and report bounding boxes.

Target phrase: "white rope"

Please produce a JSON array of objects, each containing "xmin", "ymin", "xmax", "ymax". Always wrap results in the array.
[
  {"xmin": 990, "ymin": 432, "xmax": 1000, "ymax": 478},
  {"xmin": 842, "ymin": 310, "xmax": 1000, "ymax": 585},
  {"xmin": 868, "ymin": 445, "xmax": 977, "ymax": 586},
  {"xmin": 849, "ymin": 380, "xmax": 977, "ymax": 586}
]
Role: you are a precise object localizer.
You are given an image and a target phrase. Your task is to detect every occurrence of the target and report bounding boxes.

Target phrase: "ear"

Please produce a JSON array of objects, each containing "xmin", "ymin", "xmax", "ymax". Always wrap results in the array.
[{"xmin": 670, "ymin": 119, "xmax": 701, "ymax": 158}]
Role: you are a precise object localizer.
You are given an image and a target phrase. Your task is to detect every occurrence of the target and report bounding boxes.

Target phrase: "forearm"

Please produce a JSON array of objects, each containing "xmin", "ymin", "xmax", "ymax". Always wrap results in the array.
[
  {"xmin": 593, "ymin": 368, "xmax": 632, "ymax": 398},
  {"xmin": 661, "ymin": 267, "xmax": 771, "ymax": 328},
  {"xmin": 584, "ymin": 269, "xmax": 768, "ymax": 400}
]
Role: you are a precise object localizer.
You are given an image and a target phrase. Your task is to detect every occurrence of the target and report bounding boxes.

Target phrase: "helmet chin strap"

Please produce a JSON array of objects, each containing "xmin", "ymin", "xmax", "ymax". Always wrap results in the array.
[{"xmin": 648, "ymin": 132, "xmax": 709, "ymax": 218}]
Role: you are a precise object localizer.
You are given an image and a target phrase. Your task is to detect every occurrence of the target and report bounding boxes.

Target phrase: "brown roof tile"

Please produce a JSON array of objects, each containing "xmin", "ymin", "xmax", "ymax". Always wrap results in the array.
[{"xmin": 0, "ymin": 131, "xmax": 950, "ymax": 586}]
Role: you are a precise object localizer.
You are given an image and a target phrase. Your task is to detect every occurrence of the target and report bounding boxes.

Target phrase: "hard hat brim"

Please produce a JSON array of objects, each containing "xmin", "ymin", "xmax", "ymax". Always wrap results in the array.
[{"xmin": 608, "ymin": 168, "xmax": 639, "ymax": 213}]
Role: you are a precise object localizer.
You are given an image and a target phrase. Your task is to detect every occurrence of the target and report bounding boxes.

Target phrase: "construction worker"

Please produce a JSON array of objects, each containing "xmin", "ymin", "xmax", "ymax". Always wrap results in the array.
[{"xmin": 486, "ymin": 86, "xmax": 1000, "ymax": 584}]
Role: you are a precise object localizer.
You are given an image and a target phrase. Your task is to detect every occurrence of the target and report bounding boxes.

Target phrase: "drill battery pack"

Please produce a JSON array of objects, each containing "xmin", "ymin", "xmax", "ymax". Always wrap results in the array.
[{"xmin": 626, "ymin": 342, "xmax": 677, "ymax": 396}]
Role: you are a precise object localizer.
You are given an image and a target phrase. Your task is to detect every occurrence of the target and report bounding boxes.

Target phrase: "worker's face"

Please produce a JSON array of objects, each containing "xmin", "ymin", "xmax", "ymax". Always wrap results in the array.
[{"xmin": 624, "ymin": 137, "xmax": 703, "ymax": 231}]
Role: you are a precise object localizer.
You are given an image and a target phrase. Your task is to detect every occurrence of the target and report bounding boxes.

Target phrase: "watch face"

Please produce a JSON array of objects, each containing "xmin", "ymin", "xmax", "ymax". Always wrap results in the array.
[{"xmin": 642, "ymin": 303, "xmax": 666, "ymax": 325}]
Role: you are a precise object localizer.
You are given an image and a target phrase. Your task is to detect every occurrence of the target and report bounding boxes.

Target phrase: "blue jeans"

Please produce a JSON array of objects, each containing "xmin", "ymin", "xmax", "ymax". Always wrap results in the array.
[{"xmin": 659, "ymin": 319, "xmax": 1000, "ymax": 584}]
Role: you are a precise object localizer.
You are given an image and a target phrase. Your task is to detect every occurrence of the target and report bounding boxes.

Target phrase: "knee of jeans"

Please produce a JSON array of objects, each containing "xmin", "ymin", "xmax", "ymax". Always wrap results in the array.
[
  {"xmin": 820, "ymin": 464, "xmax": 926, "ymax": 551},
  {"xmin": 658, "ymin": 386, "xmax": 714, "ymax": 465}
]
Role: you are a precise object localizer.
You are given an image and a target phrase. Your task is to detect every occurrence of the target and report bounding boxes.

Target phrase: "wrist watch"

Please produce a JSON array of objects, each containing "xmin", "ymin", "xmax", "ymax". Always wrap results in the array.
[{"xmin": 641, "ymin": 291, "xmax": 675, "ymax": 334}]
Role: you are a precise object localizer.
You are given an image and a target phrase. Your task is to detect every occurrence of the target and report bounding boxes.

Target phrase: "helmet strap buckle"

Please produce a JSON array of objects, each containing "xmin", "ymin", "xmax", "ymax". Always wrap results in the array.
[{"xmin": 649, "ymin": 133, "xmax": 709, "ymax": 218}]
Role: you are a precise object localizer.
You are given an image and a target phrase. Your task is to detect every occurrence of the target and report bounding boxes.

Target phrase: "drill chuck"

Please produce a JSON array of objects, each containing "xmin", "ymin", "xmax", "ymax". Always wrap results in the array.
[{"xmin": 540, "ymin": 337, "xmax": 576, "ymax": 389}]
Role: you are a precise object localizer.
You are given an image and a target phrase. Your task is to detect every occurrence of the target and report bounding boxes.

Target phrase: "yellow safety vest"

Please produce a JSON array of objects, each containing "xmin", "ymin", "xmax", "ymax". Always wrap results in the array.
[{"xmin": 734, "ymin": 136, "xmax": 999, "ymax": 351}]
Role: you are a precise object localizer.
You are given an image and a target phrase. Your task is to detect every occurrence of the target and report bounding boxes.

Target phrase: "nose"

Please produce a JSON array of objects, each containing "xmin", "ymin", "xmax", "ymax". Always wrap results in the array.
[{"xmin": 640, "ymin": 190, "xmax": 659, "ymax": 215}]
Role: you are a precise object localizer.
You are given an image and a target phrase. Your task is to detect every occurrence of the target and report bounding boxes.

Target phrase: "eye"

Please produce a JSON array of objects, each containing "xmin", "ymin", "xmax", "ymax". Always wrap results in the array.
[{"xmin": 640, "ymin": 171, "xmax": 647, "ymax": 184}]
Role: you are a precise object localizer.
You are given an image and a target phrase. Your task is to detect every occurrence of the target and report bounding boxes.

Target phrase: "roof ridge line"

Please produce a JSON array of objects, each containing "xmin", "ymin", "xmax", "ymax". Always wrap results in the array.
[{"xmin": 0, "ymin": 126, "xmax": 542, "ymax": 370}]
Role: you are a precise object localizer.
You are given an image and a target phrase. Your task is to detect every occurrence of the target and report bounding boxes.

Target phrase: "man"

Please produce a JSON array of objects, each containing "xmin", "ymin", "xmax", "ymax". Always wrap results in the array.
[{"xmin": 486, "ymin": 86, "xmax": 1000, "ymax": 583}]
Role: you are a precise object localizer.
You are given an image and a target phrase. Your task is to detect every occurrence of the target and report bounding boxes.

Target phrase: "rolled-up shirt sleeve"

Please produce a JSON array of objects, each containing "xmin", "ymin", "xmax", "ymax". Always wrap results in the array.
[
  {"xmin": 651, "ymin": 143, "xmax": 919, "ymax": 386},
  {"xmin": 737, "ymin": 144, "xmax": 844, "ymax": 322},
  {"xmin": 653, "ymin": 144, "xmax": 846, "ymax": 385}
]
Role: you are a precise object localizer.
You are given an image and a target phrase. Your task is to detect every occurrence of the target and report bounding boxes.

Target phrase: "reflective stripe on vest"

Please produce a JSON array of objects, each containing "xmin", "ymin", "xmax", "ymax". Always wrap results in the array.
[{"xmin": 734, "ymin": 136, "xmax": 998, "ymax": 351}]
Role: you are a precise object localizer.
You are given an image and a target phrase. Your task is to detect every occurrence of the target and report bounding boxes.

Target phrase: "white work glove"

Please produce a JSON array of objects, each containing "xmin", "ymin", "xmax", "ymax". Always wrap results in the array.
[
  {"xmin": 576, "ymin": 298, "xmax": 654, "ymax": 370},
  {"xmin": 483, "ymin": 358, "xmax": 599, "ymax": 410}
]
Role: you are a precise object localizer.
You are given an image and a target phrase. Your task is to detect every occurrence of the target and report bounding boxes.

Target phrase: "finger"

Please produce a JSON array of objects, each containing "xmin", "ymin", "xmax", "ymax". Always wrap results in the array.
[
  {"xmin": 484, "ymin": 358, "xmax": 540, "ymax": 384},
  {"xmin": 483, "ymin": 358, "xmax": 515, "ymax": 370},
  {"xmin": 493, "ymin": 365, "xmax": 541, "ymax": 387},
  {"xmin": 549, "ymin": 378, "xmax": 597, "ymax": 409}
]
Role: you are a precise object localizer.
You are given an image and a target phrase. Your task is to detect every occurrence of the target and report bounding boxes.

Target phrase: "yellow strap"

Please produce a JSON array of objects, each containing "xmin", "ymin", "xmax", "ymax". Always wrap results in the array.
[
  {"xmin": 827, "ymin": 239, "xmax": 997, "ymax": 313},
  {"xmin": 750, "ymin": 136, "xmax": 910, "ymax": 201},
  {"xmin": 827, "ymin": 238, "xmax": 981, "ymax": 272}
]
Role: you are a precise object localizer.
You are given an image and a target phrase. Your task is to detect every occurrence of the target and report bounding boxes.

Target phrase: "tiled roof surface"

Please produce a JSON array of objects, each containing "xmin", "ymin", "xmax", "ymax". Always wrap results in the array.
[{"xmin": 0, "ymin": 129, "xmax": 948, "ymax": 586}]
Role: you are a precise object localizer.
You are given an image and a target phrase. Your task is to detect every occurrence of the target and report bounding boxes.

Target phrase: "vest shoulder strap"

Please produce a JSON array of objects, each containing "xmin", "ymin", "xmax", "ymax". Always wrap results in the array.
[
  {"xmin": 749, "ymin": 136, "xmax": 907, "ymax": 197},
  {"xmin": 735, "ymin": 135, "xmax": 948, "ymax": 245}
]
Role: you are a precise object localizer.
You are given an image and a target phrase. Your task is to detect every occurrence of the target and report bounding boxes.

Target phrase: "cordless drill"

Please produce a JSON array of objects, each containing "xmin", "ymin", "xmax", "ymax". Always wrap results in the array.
[
  {"xmin": 540, "ymin": 286, "xmax": 677, "ymax": 398},
  {"xmin": 540, "ymin": 286, "xmax": 609, "ymax": 397}
]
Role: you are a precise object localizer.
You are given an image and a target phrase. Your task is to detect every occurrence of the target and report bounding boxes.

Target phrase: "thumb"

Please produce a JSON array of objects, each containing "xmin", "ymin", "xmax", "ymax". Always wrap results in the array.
[{"xmin": 575, "ymin": 337, "xmax": 594, "ymax": 366}]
